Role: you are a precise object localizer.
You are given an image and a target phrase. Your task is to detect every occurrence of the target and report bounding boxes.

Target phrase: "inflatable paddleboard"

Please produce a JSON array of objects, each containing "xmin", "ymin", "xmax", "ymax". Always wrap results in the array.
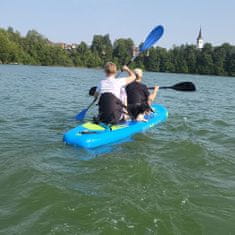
[{"xmin": 63, "ymin": 104, "xmax": 168, "ymax": 149}]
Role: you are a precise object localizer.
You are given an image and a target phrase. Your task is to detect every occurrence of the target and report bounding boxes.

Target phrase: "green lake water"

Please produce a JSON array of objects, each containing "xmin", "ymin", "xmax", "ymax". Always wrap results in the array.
[{"xmin": 0, "ymin": 65, "xmax": 234, "ymax": 234}]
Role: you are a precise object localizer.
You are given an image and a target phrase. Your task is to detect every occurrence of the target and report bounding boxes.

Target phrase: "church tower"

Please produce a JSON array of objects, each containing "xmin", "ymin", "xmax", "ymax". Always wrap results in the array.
[{"xmin": 197, "ymin": 27, "xmax": 204, "ymax": 49}]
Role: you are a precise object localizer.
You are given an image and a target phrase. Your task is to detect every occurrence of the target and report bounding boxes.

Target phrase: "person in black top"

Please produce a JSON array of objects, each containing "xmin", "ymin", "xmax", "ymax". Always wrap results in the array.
[{"xmin": 126, "ymin": 68, "xmax": 159, "ymax": 120}]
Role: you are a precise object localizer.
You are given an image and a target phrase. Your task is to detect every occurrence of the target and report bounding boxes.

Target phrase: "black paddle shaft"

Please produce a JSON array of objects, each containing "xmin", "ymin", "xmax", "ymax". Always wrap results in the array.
[
  {"xmin": 89, "ymin": 82, "xmax": 196, "ymax": 97},
  {"xmin": 148, "ymin": 82, "xmax": 196, "ymax": 92}
]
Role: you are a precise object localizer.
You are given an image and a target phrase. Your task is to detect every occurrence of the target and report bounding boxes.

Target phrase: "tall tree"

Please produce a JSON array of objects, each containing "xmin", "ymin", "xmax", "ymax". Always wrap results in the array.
[
  {"xmin": 91, "ymin": 34, "xmax": 112, "ymax": 64},
  {"xmin": 113, "ymin": 38, "xmax": 134, "ymax": 67}
]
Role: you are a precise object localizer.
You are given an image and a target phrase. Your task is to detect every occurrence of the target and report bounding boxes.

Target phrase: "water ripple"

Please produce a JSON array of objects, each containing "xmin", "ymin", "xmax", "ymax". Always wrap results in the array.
[{"xmin": 0, "ymin": 65, "xmax": 234, "ymax": 234}]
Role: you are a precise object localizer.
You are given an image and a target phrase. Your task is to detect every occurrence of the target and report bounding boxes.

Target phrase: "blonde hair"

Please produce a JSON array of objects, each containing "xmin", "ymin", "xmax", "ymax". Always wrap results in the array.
[
  {"xmin": 134, "ymin": 68, "xmax": 143, "ymax": 81},
  {"xmin": 104, "ymin": 62, "xmax": 117, "ymax": 75}
]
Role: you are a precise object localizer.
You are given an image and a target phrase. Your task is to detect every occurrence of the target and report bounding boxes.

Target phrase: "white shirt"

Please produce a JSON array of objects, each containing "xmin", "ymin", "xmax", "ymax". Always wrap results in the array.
[{"xmin": 96, "ymin": 75, "xmax": 127, "ymax": 101}]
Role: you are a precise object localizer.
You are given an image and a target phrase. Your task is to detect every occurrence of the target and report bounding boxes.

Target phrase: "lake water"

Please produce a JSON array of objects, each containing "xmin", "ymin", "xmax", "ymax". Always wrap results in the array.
[{"xmin": 0, "ymin": 65, "xmax": 234, "ymax": 234}]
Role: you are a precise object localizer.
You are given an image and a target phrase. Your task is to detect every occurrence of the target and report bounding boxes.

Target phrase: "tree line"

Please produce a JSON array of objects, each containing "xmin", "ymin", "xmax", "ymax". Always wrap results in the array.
[{"xmin": 0, "ymin": 26, "xmax": 234, "ymax": 76}]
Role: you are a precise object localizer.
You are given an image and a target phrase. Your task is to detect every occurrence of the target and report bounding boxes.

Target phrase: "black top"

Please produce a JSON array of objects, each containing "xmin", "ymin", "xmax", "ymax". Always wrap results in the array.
[{"xmin": 126, "ymin": 81, "xmax": 150, "ymax": 105}]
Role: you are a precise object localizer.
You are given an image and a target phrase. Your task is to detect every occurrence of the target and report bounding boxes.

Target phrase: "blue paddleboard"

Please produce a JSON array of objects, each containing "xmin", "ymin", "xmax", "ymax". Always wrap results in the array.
[{"xmin": 63, "ymin": 104, "xmax": 168, "ymax": 149}]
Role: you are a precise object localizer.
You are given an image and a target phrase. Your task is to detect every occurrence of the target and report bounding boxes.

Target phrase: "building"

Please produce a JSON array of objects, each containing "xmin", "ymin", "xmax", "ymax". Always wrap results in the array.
[
  {"xmin": 54, "ymin": 43, "xmax": 66, "ymax": 49},
  {"xmin": 52, "ymin": 43, "xmax": 78, "ymax": 50},
  {"xmin": 197, "ymin": 27, "xmax": 204, "ymax": 49},
  {"xmin": 71, "ymin": 43, "xmax": 78, "ymax": 49}
]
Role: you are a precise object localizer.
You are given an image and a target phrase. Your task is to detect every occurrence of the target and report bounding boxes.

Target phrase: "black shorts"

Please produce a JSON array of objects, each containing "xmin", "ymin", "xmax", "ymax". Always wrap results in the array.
[{"xmin": 128, "ymin": 103, "xmax": 152, "ymax": 119}]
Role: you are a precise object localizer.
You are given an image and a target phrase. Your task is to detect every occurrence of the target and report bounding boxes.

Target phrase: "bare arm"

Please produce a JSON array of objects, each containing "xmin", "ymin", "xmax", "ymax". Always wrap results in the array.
[
  {"xmin": 148, "ymin": 85, "xmax": 159, "ymax": 105},
  {"xmin": 122, "ymin": 65, "xmax": 136, "ymax": 85}
]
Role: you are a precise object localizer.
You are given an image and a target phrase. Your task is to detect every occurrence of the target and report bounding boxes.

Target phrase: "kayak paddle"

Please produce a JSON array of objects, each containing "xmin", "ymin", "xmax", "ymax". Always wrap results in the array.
[
  {"xmin": 117, "ymin": 25, "xmax": 164, "ymax": 76},
  {"xmin": 148, "ymin": 82, "xmax": 196, "ymax": 92},
  {"xmin": 75, "ymin": 97, "xmax": 98, "ymax": 121},
  {"xmin": 75, "ymin": 25, "xmax": 164, "ymax": 121},
  {"xmin": 88, "ymin": 82, "xmax": 196, "ymax": 97},
  {"xmin": 129, "ymin": 25, "xmax": 164, "ymax": 64}
]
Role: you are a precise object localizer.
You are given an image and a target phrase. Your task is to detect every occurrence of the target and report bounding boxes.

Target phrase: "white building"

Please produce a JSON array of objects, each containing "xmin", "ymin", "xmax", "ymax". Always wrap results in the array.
[{"xmin": 197, "ymin": 28, "xmax": 204, "ymax": 49}]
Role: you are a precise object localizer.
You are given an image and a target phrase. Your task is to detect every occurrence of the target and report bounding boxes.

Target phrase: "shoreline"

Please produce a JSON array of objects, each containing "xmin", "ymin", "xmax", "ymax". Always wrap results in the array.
[{"xmin": 1, "ymin": 63, "xmax": 234, "ymax": 78}]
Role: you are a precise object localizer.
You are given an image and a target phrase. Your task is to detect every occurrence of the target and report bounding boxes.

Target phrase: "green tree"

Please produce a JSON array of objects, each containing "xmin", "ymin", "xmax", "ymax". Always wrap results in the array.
[
  {"xmin": 0, "ymin": 25, "xmax": 234, "ymax": 76},
  {"xmin": 91, "ymin": 34, "xmax": 112, "ymax": 64},
  {"xmin": 113, "ymin": 38, "xmax": 134, "ymax": 67},
  {"xmin": 183, "ymin": 45, "xmax": 197, "ymax": 73},
  {"xmin": 212, "ymin": 46, "xmax": 226, "ymax": 75},
  {"xmin": 143, "ymin": 47, "xmax": 160, "ymax": 72},
  {"xmin": 0, "ymin": 30, "xmax": 27, "ymax": 64},
  {"xmin": 196, "ymin": 43, "xmax": 214, "ymax": 74}
]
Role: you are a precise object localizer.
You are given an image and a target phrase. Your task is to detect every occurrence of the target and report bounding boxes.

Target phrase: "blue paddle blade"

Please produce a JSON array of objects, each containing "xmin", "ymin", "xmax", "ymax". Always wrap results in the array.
[
  {"xmin": 140, "ymin": 25, "xmax": 164, "ymax": 52},
  {"xmin": 75, "ymin": 108, "xmax": 88, "ymax": 121}
]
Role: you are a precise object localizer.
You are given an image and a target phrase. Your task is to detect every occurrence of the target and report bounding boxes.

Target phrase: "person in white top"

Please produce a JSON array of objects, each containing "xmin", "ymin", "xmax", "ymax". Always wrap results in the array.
[
  {"xmin": 94, "ymin": 62, "xmax": 136, "ymax": 124},
  {"xmin": 96, "ymin": 63, "xmax": 135, "ymax": 99}
]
